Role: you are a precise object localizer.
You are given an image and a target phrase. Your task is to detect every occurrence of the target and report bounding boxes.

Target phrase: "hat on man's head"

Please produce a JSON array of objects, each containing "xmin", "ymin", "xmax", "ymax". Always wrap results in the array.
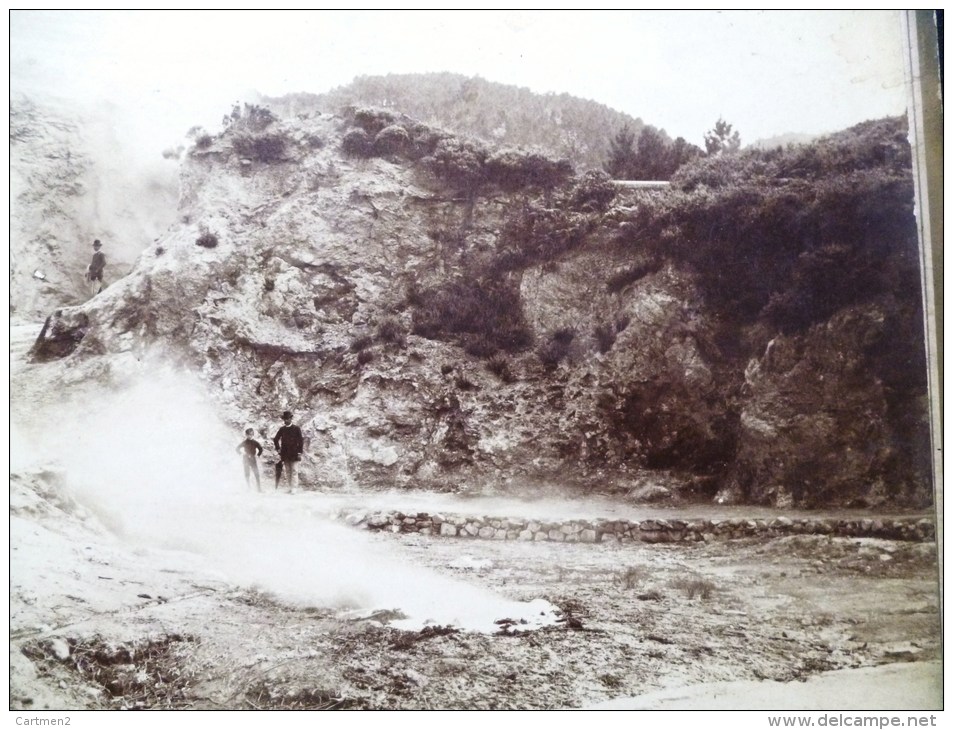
[
  {"xmin": 281, "ymin": 410, "xmax": 293, "ymax": 420},
  {"xmin": 93, "ymin": 239, "xmax": 102, "ymax": 248}
]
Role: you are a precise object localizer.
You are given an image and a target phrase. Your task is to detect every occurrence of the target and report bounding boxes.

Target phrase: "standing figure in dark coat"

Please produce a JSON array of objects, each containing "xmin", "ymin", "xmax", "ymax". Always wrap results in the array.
[
  {"xmin": 85, "ymin": 239, "xmax": 106, "ymax": 298},
  {"xmin": 273, "ymin": 410, "xmax": 304, "ymax": 491}
]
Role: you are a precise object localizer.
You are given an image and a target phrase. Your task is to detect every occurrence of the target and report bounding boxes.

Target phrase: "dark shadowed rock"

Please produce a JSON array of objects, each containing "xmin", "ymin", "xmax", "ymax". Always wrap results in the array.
[{"xmin": 30, "ymin": 310, "xmax": 90, "ymax": 362}]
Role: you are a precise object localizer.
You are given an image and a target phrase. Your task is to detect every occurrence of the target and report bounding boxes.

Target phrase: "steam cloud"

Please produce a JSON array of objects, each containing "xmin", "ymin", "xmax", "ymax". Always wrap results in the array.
[{"xmin": 13, "ymin": 364, "xmax": 558, "ymax": 631}]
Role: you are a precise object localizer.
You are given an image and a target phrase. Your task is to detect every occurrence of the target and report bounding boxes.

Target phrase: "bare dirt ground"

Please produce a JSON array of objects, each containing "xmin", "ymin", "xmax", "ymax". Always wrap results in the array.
[{"xmin": 10, "ymin": 481, "xmax": 941, "ymax": 710}]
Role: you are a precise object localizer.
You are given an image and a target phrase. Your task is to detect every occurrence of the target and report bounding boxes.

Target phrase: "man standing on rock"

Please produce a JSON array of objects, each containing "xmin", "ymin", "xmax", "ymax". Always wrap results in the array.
[
  {"xmin": 85, "ymin": 239, "xmax": 106, "ymax": 298},
  {"xmin": 273, "ymin": 410, "xmax": 305, "ymax": 492}
]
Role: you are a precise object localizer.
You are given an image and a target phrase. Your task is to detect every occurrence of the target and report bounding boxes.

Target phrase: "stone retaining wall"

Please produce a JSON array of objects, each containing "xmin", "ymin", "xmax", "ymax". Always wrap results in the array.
[{"xmin": 337, "ymin": 511, "xmax": 935, "ymax": 543}]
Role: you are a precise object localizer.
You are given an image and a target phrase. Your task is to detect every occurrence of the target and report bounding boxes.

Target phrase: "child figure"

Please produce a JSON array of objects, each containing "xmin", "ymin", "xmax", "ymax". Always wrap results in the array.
[{"xmin": 236, "ymin": 428, "xmax": 264, "ymax": 491}]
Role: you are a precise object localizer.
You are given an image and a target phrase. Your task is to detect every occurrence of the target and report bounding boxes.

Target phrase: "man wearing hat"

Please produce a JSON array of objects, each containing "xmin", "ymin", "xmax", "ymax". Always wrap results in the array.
[
  {"xmin": 85, "ymin": 239, "xmax": 107, "ymax": 298},
  {"xmin": 273, "ymin": 410, "xmax": 305, "ymax": 491}
]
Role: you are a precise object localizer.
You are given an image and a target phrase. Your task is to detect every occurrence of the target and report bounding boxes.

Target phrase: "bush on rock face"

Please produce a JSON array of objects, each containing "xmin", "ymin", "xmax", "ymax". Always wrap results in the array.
[
  {"xmin": 351, "ymin": 107, "xmax": 399, "ymax": 135},
  {"xmin": 537, "ymin": 328, "xmax": 576, "ymax": 370},
  {"xmin": 349, "ymin": 334, "xmax": 373, "ymax": 353},
  {"xmin": 376, "ymin": 317, "xmax": 406, "ymax": 347},
  {"xmin": 493, "ymin": 206, "xmax": 592, "ymax": 273},
  {"xmin": 341, "ymin": 129, "xmax": 374, "ymax": 157},
  {"xmin": 484, "ymin": 149, "xmax": 573, "ymax": 191},
  {"xmin": 195, "ymin": 230, "xmax": 219, "ymax": 248},
  {"xmin": 374, "ymin": 124, "xmax": 412, "ymax": 156},
  {"xmin": 232, "ymin": 133, "xmax": 287, "ymax": 163},
  {"xmin": 411, "ymin": 278, "xmax": 532, "ymax": 355},
  {"xmin": 618, "ymin": 116, "xmax": 919, "ymax": 336},
  {"xmin": 568, "ymin": 170, "xmax": 617, "ymax": 212},
  {"xmin": 486, "ymin": 354, "xmax": 516, "ymax": 382},
  {"xmin": 419, "ymin": 137, "xmax": 488, "ymax": 192}
]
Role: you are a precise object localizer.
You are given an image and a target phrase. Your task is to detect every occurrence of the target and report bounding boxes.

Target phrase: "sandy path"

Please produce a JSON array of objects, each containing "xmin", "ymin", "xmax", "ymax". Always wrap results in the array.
[{"xmin": 588, "ymin": 661, "xmax": 941, "ymax": 710}]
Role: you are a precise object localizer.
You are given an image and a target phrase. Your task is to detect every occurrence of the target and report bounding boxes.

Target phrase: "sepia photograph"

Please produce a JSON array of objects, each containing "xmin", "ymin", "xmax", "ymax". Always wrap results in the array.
[{"xmin": 9, "ymin": 9, "xmax": 942, "ymax": 715}]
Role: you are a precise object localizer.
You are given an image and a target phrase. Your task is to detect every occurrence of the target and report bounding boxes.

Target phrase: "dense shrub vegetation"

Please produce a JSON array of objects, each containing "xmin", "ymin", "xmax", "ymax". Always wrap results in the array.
[
  {"xmin": 567, "ymin": 171, "xmax": 618, "ymax": 212},
  {"xmin": 618, "ymin": 117, "xmax": 919, "ymax": 335},
  {"xmin": 223, "ymin": 103, "xmax": 277, "ymax": 132},
  {"xmin": 486, "ymin": 354, "xmax": 516, "ymax": 383},
  {"xmin": 376, "ymin": 317, "xmax": 407, "ymax": 347},
  {"xmin": 215, "ymin": 103, "xmax": 288, "ymax": 163},
  {"xmin": 420, "ymin": 136, "xmax": 488, "ymax": 190},
  {"xmin": 340, "ymin": 107, "xmax": 573, "ymax": 195},
  {"xmin": 484, "ymin": 150, "xmax": 573, "ymax": 191},
  {"xmin": 274, "ymin": 72, "xmax": 648, "ymax": 171},
  {"xmin": 411, "ymin": 277, "xmax": 532, "ymax": 356},
  {"xmin": 232, "ymin": 133, "xmax": 287, "ymax": 163},
  {"xmin": 408, "ymin": 114, "xmax": 923, "ymax": 498},
  {"xmin": 341, "ymin": 129, "xmax": 373, "ymax": 157},
  {"xmin": 374, "ymin": 124, "xmax": 413, "ymax": 156},
  {"xmin": 604, "ymin": 124, "xmax": 703, "ymax": 181}
]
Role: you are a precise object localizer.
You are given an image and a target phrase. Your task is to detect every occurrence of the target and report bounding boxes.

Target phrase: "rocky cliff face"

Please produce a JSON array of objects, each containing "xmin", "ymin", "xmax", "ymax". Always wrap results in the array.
[
  {"xmin": 27, "ymin": 105, "xmax": 932, "ymax": 507},
  {"xmin": 10, "ymin": 95, "xmax": 179, "ymax": 319}
]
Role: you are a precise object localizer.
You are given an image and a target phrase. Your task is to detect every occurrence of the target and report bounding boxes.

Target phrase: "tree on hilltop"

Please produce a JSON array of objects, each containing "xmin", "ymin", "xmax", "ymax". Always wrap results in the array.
[
  {"xmin": 605, "ymin": 125, "xmax": 703, "ymax": 180},
  {"xmin": 604, "ymin": 124, "xmax": 639, "ymax": 178},
  {"xmin": 704, "ymin": 117, "xmax": 741, "ymax": 156},
  {"xmin": 670, "ymin": 136, "xmax": 704, "ymax": 170}
]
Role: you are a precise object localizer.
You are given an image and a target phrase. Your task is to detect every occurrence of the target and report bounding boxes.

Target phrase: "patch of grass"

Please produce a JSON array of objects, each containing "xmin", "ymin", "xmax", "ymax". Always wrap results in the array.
[
  {"xmin": 232, "ymin": 588, "xmax": 289, "ymax": 610},
  {"xmin": 242, "ymin": 682, "xmax": 355, "ymax": 710},
  {"xmin": 24, "ymin": 634, "xmax": 198, "ymax": 709},
  {"xmin": 349, "ymin": 334, "xmax": 373, "ymax": 353},
  {"xmin": 376, "ymin": 317, "xmax": 406, "ymax": 347},
  {"xmin": 357, "ymin": 349, "xmax": 374, "ymax": 366},
  {"xmin": 389, "ymin": 625, "xmax": 459, "ymax": 650},
  {"xmin": 486, "ymin": 353, "xmax": 516, "ymax": 383},
  {"xmin": 619, "ymin": 566, "xmax": 649, "ymax": 590},
  {"xmin": 454, "ymin": 374, "xmax": 478, "ymax": 391},
  {"xmin": 554, "ymin": 598, "xmax": 588, "ymax": 630},
  {"xmin": 671, "ymin": 577, "xmax": 717, "ymax": 600}
]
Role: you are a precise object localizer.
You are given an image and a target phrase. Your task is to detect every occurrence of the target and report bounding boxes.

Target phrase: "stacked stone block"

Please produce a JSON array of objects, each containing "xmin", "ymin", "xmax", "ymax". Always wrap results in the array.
[{"xmin": 339, "ymin": 510, "xmax": 935, "ymax": 544}]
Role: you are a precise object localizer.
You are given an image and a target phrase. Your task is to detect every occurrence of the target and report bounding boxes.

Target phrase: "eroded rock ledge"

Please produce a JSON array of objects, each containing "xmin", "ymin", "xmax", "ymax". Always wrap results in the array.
[{"xmin": 336, "ymin": 510, "xmax": 935, "ymax": 543}]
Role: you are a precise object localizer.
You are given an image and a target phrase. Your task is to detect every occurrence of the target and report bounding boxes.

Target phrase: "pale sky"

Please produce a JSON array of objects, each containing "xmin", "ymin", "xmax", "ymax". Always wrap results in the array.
[{"xmin": 10, "ymin": 10, "xmax": 908, "ymax": 155}]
